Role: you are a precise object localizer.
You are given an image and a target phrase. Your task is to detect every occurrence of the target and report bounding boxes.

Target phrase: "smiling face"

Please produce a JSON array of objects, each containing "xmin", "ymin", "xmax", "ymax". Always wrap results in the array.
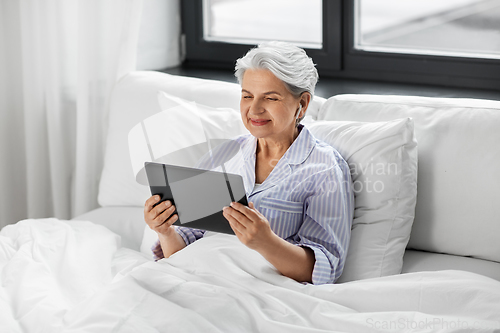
[{"xmin": 240, "ymin": 69, "xmax": 303, "ymax": 143}]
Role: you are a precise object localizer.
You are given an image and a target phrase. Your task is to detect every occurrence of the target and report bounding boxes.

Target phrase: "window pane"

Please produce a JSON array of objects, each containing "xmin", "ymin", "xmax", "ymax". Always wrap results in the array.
[
  {"xmin": 203, "ymin": 0, "xmax": 322, "ymax": 49},
  {"xmin": 356, "ymin": 0, "xmax": 500, "ymax": 59}
]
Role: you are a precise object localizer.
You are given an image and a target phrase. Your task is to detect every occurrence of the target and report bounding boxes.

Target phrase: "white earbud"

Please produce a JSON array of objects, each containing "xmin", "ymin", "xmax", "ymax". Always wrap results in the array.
[{"xmin": 295, "ymin": 104, "xmax": 302, "ymax": 120}]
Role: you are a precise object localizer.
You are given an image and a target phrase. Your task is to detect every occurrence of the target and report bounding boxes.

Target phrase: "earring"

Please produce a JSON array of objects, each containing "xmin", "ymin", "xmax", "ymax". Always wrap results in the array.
[{"xmin": 295, "ymin": 104, "xmax": 302, "ymax": 120}]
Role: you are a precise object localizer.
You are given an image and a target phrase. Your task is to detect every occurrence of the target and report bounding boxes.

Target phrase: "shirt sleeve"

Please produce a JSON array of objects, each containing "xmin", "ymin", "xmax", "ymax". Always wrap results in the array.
[
  {"xmin": 288, "ymin": 164, "xmax": 354, "ymax": 285},
  {"xmin": 151, "ymin": 226, "xmax": 206, "ymax": 261},
  {"xmin": 151, "ymin": 238, "xmax": 164, "ymax": 261},
  {"xmin": 175, "ymin": 226, "xmax": 206, "ymax": 246}
]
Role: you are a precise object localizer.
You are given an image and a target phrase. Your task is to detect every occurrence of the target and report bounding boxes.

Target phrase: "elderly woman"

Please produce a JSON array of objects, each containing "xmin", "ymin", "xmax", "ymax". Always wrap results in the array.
[{"xmin": 144, "ymin": 41, "xmax": 354, "ymax": 285}]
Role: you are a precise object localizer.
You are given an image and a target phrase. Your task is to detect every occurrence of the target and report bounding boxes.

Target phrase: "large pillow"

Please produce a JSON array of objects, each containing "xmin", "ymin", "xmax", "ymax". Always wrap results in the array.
[
  {"xmin": 98, "ymin": 71, "xmax": 243, "ymax": 207},
  {"xmin": 318, "ymin": 94, "xmax": 500, "ymax": 264},
  {"xmin": 302, "ymin": 117, "xmax": 418, "ymax": 283}
]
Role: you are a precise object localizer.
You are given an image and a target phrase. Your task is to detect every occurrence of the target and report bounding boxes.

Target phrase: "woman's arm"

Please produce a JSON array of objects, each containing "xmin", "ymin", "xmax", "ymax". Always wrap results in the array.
[
  {"xmin": 257, "ymin": 231, "xmax": 315, "ymax": 283},
  {"xmin": 223, "ymin": 202, "xmax": 315, "ymax": 283},
  {"xmin": 157, "ymin": 228, "xmax": 187, "ymax": 258}
]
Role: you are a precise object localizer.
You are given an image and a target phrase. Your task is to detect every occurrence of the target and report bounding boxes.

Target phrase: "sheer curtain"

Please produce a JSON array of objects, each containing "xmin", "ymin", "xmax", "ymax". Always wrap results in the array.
[
  {"xmin": 0, "ymin": 0, "xmax": 144, "ymax": 228},
  {"xmin": 136, "ymin": 0, "xmax": 182, "ymax": 70}
]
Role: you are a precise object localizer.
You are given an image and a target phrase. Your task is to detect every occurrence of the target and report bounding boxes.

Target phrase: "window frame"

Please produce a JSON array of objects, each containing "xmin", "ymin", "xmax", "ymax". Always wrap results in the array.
[
  {"xmin": 342, "ymin": 1, "xmax": 500, "ymax": 90},
  {"xmin": 181, "ymin": 0, "xmax": 500, "ymax": 91},
  {"xmin": 181, "ymin": 0, "xmax": 341, "ymax": 71}
]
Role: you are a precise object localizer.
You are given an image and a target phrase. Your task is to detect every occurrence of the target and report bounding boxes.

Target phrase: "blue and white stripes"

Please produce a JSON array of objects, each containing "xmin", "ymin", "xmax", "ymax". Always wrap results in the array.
[{"xmin": 158, "ymin": 125, "xmax": 354, "ymax": 284}]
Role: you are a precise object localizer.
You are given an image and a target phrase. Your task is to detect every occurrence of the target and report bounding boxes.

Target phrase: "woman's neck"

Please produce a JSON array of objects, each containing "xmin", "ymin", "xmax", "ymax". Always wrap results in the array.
[{"xmin": 256, "ymin": 126, "xmax": 299, "ymax": 160}]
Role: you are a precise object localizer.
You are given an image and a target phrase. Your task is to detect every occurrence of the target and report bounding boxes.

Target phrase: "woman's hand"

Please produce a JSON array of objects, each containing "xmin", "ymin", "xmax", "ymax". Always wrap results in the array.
[
  {"xmin": 223, "ymin": 201, "xmax": 315, "ymax": 283},
  {"xmin": 144, "ymin": 195, "xmax": 186, "ymax": 258},
  {"xmin": 222, "ymin": 201, "xmax": 274, "ymax": 251},
  {"xmin": 144, "ymin": 195, "xmax": 178, "ymax": 237}
]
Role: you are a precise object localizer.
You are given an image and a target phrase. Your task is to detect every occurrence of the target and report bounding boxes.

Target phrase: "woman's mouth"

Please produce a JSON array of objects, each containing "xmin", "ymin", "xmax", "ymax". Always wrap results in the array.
[{"xmin": 250, "ymin": 118, "xmax": 271, "ymax": 126}]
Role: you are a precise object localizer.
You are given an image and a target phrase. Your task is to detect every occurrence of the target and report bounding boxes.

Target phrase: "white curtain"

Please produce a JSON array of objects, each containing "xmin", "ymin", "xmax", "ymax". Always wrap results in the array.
[
  {"xmin": 0, "ymin": 0, "xmax": 144, "ymax": 228},
  {"xmin": 136, "ymin": 0, "xmax": 182, "ymax": 70}
]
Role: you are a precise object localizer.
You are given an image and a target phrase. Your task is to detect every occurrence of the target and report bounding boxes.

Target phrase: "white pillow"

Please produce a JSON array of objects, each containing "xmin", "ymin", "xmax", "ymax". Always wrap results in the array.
[
  {"xmin": 303, "ymin": 117, "xmax": 418, "ymax": 283},
  {"xmin": 319, "ymin": 94, "xmax": 500, "ymax": 264}
]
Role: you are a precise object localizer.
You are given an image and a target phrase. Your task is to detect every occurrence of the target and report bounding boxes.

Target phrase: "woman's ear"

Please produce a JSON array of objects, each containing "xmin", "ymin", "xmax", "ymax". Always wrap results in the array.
[{"xmin": 299, "ymin": 92, "xmax": 312, "ymax": 119}]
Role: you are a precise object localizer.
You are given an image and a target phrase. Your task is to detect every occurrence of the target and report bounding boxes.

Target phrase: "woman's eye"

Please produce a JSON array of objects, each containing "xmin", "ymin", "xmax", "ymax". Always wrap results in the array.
[
  {"xmin": 242, "ymin": 95, "xmax": 252, "ymax": 99},
  {"xmin": 267, "ymin": 97, "xmax": 278, "ymax": 101}
]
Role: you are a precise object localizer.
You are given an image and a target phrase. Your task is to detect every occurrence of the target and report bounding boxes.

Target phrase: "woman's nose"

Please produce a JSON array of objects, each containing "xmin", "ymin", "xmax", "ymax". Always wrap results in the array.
[{"xmin": 249, "ymin": 99, "xmax": 264, "ymax": 114}]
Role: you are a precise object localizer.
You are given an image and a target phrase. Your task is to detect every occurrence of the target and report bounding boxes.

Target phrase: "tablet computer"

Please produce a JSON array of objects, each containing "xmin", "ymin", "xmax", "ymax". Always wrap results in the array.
[{"xmin": 144, "ymin": 162, "xmax": 248, "ymax": 234}]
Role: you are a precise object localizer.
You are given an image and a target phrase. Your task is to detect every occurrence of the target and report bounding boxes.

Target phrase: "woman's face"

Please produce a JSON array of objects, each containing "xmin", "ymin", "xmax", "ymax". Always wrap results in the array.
[{"xmin": 240, "ymin": 69, "xmax": 302, "ymax": 142}]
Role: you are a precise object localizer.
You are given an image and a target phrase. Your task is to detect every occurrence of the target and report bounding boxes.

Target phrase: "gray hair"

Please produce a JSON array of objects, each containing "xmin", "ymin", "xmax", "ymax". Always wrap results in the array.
[{"xmin": 234, "ymin": 41, "xmax": 319, "ymax": 124}]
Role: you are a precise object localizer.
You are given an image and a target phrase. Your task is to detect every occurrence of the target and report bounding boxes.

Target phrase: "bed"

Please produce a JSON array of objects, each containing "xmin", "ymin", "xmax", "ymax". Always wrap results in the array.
[{"xmin": 1, "ymin": 71, "xmax": 500, "ymax": 332}]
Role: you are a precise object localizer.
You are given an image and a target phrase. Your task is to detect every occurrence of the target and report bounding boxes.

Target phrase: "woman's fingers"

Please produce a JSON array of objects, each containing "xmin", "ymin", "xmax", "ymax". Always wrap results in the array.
[
  {"xmin": 223, "ymin": 209, "xmax": 245, "ymax": 235},
  {"xmin": 222, "ymin": 202, "xmax": 264, "ymax": 229},
  {"xmin": 154, "ymin": 203, "xmax": 176, "ymax": 225},
  {"xmin": 154, "ymin": 200, "xmax": 173, "ymax": 217},
  {"xmin": 224, "ymin": 205, "xmax": 249, "ymax": 226},
  {"xmin": 229, "ymin": 201, "xmax": 261, "ymax": 221},
  {"xmin": 223, "ymin": 206, "xmax": 246, "ymax": 229},
  {"xmin": 144, "ymin": 195, "xmax": 178, "ymax": 230},
  {"xmin": 223, "ymin": 202, "xmax": 273, "ymax": 251},
  {"xmin": 154, "ymin": 213, "xmax": 178, "ymax": 234},
  {"xmin": 144, "ymin": 195, "xmax": 160, "ymax": 214}
]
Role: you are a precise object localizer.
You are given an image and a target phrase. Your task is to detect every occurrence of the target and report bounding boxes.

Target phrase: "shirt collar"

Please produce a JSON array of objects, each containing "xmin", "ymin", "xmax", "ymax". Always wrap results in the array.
[
  {"xmin": 280, "ymin": 124, "xmax": 316, "ymax": 166},
  {"xmin": 239, "ymin": 124, "xmax": 316, "ymax": 196}
]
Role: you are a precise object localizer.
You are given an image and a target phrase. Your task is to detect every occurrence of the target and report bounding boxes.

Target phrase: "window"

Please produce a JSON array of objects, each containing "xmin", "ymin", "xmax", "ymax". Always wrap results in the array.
[
  {"xmin": 181, "ymin": 0, "xmax": 341, "ymax": 71},
  {"xmin": 181, "ymin": 0, "xmax": 500, "ymax": 90},
  {"xmin": 356, "ymin": 0, "xmax": 500, "ymax": 60},
  {"xmin": 203, "ymin": 0, "xmax": 323, "ymax": 49}
]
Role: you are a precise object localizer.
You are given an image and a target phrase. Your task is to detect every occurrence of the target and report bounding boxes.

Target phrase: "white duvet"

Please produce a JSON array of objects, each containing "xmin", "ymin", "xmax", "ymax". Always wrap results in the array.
[{"xmin": 1, "ymin": 219, "xmax": 499, "ymax": 333}]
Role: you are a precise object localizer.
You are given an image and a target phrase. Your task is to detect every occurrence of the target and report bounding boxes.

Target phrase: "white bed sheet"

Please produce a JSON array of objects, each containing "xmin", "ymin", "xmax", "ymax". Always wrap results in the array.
[
  {"xmin": 403, "ymin": 249, "xmax": 500, "ymax": 282},
  {"xmin": 1, "ymin": 218, "xmax": 500, "ymax": 332},
  {"xmin": 75, "ymin": 207, "xmax": 500, "ymax": 282}
]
